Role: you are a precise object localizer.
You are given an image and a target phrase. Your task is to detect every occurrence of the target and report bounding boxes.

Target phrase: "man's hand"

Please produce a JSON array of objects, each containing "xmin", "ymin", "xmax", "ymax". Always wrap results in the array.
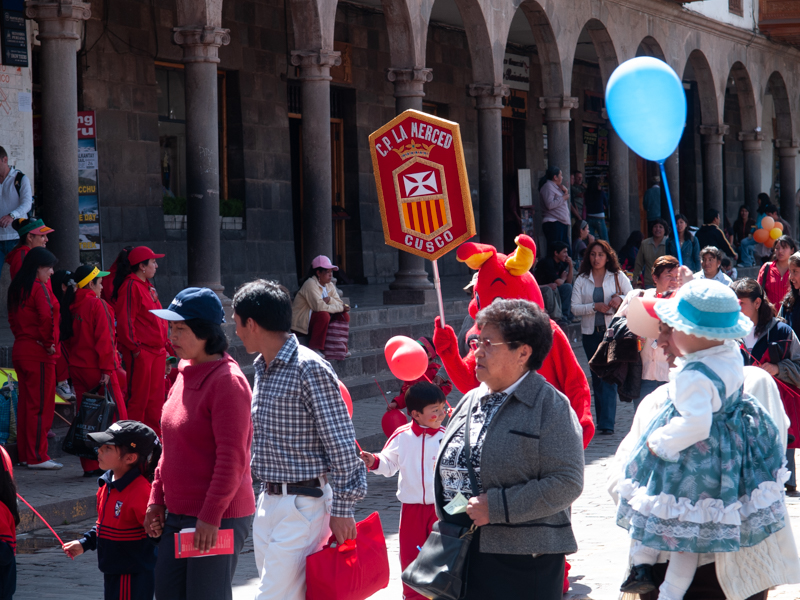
[
  {"xmin": 62, "ymin": 540, "xmax": 84, "ymax": 559},
  {"xmin": 0, "ymin": 215, "xmax": 13, "ymax": 228},
  {"xmin": 143, "ymin": 504, "xmax": 166, "ymax": 538},
  {"xmin": 466, "ymin": 493, "xmax": 490, "ymax": 526},
  {"xmin": 329, "ymin": 516, "xmax": 357, "ymax": 545},
  {"xmin": 193, "ymin": 519, "xmax": 219, "ymax": 553}
]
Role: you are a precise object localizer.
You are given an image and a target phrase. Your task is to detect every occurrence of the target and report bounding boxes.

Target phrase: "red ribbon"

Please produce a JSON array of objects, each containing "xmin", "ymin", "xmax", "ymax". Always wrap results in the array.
[{"xmin": 16, "ymin": 492, "xmax": 72, "ymax": 559}]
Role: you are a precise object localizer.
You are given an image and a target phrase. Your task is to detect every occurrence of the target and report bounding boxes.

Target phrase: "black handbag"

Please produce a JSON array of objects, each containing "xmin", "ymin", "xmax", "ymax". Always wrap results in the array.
[
  {"xmin": 401, "ymin": 395, "xmax": 480, "ymax": 600},
  {"xmin": 62, "ymin": 385, "xmax": 118, "ymax": 459}
]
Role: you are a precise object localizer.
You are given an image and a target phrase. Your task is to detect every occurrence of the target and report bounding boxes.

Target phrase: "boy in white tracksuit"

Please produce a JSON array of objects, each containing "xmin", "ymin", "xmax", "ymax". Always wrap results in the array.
[{"xmin": 360, "ymin": 383, "xmax": 447, "ymax": 600}]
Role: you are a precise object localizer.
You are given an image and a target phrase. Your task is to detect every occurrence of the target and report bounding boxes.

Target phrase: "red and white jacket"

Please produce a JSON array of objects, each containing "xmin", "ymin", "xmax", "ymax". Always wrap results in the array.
[{"xmin": 369, "ymin": 421, "xmax": 444, "ymax": 505}]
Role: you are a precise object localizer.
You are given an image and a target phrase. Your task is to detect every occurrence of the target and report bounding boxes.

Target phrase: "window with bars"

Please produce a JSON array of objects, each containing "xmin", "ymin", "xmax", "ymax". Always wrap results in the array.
[{"xmin": 729, "ymin": 0, "xmax": 743, "ymax": 17}]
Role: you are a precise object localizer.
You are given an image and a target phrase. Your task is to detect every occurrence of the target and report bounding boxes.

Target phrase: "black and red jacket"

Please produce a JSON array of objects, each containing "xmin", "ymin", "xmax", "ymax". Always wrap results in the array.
[{"xmin": 80, "ymin": 468, "xmax": 157, "ymax": 574}]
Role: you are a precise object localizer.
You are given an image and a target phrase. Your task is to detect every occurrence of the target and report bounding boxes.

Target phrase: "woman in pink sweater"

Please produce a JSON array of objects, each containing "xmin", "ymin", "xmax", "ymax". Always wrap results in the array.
[{"xmin": 143, "ymin": 288, "xmax": 255, "ymax": 600}]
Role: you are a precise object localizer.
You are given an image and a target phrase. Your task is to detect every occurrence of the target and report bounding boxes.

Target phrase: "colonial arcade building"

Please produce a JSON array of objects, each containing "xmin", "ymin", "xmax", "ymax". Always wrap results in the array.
[{"xmin": 18, "ymin": 0, "xmax": 800, "ymax": 300}]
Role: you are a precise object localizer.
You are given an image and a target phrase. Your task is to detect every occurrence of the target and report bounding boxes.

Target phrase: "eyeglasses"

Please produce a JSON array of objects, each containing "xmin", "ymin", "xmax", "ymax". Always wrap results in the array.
[{"xmin": 469, "ymin": 338, "xmax": 509, "ymax": 352}]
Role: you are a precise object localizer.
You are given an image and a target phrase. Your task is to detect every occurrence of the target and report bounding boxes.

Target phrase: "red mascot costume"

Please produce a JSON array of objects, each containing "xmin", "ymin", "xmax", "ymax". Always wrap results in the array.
[{"xmin": 433, "ymin": 234, "xmax": 594, "ymax": 447}]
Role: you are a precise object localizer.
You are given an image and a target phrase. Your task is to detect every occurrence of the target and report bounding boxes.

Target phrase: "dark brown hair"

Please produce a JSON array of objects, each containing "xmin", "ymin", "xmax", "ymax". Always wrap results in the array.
[
  {"xmin": 652, "ymin": 255, "xmax": 679, "ymax": 280},
  {"xmin": 731, "ymin": 278, "xmax": 775, "ymax": 337},
  {"xmin": 577, "ymin": 239, "xmax": 621, "ymax": 277}
]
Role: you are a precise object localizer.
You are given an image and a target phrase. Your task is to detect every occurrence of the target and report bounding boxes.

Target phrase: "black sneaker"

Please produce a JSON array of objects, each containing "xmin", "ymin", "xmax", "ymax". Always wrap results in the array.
[{"xmin": 620, "ymin": 564, "xmax": 656, "ymax": 594}]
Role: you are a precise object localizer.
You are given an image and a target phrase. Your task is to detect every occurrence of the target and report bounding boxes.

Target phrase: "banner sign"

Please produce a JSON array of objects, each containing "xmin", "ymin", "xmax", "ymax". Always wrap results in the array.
[
  {"xmin": 368, "ymin": 110, "xmax": 475, "ymax": 261},
  {"xmin": 78, "ymin": 111, "xmax": 101, "ymax": 264},
  {"xmin": 1, "ymin": 0, "xmax": 27, "ymax": 67},
  {"xmin": 503, "ymin": 53, "xmax": 530, "ymax": 91}
]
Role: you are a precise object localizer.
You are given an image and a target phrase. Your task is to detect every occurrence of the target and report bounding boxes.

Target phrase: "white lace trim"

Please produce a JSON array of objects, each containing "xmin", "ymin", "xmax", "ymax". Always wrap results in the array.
[{"xmin": 615, "ymin": 467, "xmax": 789, "ymax": 526}]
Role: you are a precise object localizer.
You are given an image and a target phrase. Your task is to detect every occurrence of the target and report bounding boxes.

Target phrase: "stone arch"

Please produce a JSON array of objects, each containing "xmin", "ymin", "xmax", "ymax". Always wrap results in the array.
[
  {"xmin": 449, "ymin": 0, "xmax": 497, "ymax": 84},
  {"xmin": 578, "ymin": 18, "xmax": 619, "ymax": 85},
  {"xmin": 517, "ymin": 0, "xmax": 564, "ymax": 97},
  {"xmin": 636, "ymin": 35, "xmax": 665, "ymax": 61},
  {"xmin": 728, "ymin": 61, "xmax": 758, "ymax": 133},
  {"xmin": 767, "ymin": 71, "xmax": 793, "ymax": 141},
  {"xmin": 175, "ymin": 0, "xmax": 224, "ymax": 27},
  {"xmin": 684, "ymin": 49, "xmax": 719, "ymax": 126},
  {"xmin": 380, "ymin": 0, "xmax": 427, "ymax": 69},
  {"xmin": 288, "ymin": 0, "xmax": 337, "ymax": 50}
]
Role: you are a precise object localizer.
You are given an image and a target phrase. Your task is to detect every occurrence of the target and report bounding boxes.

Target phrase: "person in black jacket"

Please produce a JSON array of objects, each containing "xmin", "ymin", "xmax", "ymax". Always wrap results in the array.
[{"xmin": 695, "ymin": 209, "xmax": 737, "ymax": 262}]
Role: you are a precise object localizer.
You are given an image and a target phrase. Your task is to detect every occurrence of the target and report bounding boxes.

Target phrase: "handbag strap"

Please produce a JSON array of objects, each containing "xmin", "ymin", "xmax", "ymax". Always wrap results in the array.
[{"xmin": 462, "ymin": 394, "xmax": 481, "ymax": 498}]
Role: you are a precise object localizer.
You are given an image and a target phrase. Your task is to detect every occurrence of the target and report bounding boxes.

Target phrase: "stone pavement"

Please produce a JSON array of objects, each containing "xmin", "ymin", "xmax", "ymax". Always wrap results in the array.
[{"xmin": 13, "ymin": 342, "xmax": 800, "ymax": 599}]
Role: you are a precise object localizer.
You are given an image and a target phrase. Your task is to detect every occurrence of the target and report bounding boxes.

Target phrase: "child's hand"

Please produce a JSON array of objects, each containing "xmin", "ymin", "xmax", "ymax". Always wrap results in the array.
[
  {"xmin": 387, "ymin": 401, "xmax": 398, "ymax": 410},
  {"xmin": 360, "ymin": 451, "xmax": 375, "ymax": 469},
  {"xmin": 432, "ymin": 375, "xmax": 444, "ymax": 386},
  {"xmin": 63, "ymin": 540, "xmax": 84, "ymax": 558}
]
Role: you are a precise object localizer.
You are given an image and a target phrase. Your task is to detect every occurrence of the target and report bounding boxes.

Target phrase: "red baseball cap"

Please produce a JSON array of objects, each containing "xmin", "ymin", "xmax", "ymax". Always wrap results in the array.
[{"xmin": 128, "ymin": 246, "xmax": 165, "ymax": 265}]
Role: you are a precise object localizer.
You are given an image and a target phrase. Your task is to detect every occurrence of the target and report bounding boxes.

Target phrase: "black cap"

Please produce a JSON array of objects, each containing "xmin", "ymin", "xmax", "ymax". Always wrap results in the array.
[{"xmin": 87, "ymin": 420, "xmax": 159, "ymax": 456}]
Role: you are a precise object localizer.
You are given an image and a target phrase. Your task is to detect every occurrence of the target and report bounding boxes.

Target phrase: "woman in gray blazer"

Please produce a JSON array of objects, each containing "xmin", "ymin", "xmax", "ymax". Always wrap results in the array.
[{"xmin": 434, "ymin": 298, "xmax": 585, "ymax": 599}]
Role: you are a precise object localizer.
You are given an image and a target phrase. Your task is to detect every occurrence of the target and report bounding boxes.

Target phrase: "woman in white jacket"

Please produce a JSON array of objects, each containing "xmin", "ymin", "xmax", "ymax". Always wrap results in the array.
[
  {"xmin": 290, "ymin": 255, "xmax": 350, "ymax": 359},
  {"xmin": 571, "ymin": 239, "xmax": 632, "ymax": 434}
]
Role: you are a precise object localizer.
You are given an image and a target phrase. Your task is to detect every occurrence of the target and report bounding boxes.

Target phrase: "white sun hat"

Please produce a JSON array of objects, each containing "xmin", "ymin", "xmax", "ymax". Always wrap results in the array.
[{"xmin": 654, "ymin": 278, "xmax": 753, "ymax": 341}]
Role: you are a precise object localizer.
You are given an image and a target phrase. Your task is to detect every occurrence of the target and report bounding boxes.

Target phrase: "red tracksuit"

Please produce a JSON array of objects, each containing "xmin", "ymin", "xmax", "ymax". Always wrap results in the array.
[
  {"xmin": 66, "ymin": 289, "xmax": 129, "ymax": 472},
  {"xmin": 80, "ymin": 468, "xmax": 157, "ymax": 600},
  {"xmin": 9, "ymin": 280, "xmax": 59, "ymax": 465},
  {"xmin": 4, "ymin": 245, "xmax": 28, "ymax": 280},
  {"xmin": 115, "ymin": 275, "xmax": 167, "ymax": 436}
]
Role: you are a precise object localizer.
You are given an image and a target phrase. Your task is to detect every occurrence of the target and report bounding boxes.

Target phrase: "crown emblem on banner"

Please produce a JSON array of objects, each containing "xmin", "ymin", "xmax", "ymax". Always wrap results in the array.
[{"xmin": 393, "ymin": 140, "xmax": 435, "ymax": 160}]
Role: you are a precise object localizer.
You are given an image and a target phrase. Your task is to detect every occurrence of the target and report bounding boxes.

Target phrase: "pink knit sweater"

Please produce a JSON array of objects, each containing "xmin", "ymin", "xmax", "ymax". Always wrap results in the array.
[{"xmin": 149, "ymin": 353, "xmax": 255, "ymax": 526}]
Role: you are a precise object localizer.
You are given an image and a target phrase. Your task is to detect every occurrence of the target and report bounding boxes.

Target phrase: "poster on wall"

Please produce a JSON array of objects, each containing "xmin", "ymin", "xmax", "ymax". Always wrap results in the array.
[
  {"xmin": 1, "ymin": 0, "xmax": 28, "ymax": 68},
  {"xmin": 78, "ymin": 111, "xmax": 101, "ymax": 265}
]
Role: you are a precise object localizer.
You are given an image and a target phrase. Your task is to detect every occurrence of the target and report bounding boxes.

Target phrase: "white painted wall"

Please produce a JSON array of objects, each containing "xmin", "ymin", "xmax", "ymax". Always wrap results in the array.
[{"xmin": 685, "ymin": 0, "xmax": 757, "ymax": 31}]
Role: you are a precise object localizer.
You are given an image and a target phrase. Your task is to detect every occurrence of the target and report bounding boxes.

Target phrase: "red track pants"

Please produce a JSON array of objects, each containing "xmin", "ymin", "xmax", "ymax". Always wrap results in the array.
[
  {"xmin": 120, "ymin": 347, "xmax": 166, "ymax": 437},
  {"xmin": 71, "ymin": 366, "xmax": 128, "ymax": 472},
  {"xmin": 13, "ymin": 359, "xmax": 55, "ymax": 465},
  {"xmin": 399, "ymin": 503, "xmax": 438, "ymax": 600}
]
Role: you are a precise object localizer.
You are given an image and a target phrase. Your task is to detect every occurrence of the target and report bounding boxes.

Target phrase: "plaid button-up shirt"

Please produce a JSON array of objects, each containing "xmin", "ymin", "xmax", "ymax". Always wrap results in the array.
[{"xmin": 251, "ymin": 335, "xmax": 366, "ymax": 518}]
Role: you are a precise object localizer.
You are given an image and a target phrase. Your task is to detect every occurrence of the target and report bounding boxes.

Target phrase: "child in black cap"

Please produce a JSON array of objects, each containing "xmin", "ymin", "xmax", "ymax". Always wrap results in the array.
[{"xmin": 63, "ymin": 421, "xmax": 161, "ymax": 600}]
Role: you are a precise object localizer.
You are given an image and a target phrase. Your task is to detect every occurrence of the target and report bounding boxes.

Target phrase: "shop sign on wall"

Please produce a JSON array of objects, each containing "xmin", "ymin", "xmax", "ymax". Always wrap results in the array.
[
  {"xmin": 1, "ymin": 0, "xmax": 27, "ymax": 67},
  {"xmin": 503, "ymin": 53, "xmax": 530, "ymax": 91},
  {"xmin": 78, "ymin": 111, "xmax": 101, "ymax": 265}
]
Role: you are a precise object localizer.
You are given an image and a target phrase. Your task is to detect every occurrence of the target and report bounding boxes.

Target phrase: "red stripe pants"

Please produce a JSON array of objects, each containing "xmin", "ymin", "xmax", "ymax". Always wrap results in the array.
[
  {"xmin": 104, "ymin": 570, "xmax": 155, "ymax": 600},
  {"xmin": 399, "ymin": 503, "xmax": 438, "ymax": 600},
  {"xmin": 13, "ymin": 359, "xmax": 55, "ymax": 465},
  {"xmin": 71, "ymin": 366, "xmax": 128, "ymax": 472},
  {"xmin": 120, "ymin": 347, "xmax": 165, "ymax": 437}
]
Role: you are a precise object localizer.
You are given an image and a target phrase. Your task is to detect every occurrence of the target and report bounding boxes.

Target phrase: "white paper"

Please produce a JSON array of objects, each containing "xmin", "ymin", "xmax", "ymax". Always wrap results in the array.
[
  {"xmin": 17, "ymin": 93, "xmax": 31, "ymax": 113},
  {"xmin": 78, "ymin": 149, "xmax": 98, "ymax": 170},
  {"xmin": 443, "ymin": 492, "xmax": 469, "ymax": 515}
]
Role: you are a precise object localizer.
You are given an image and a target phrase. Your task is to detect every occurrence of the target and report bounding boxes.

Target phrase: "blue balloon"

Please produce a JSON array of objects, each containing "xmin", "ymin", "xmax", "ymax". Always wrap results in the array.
[{"xmin": 605, "ymin": 57, "xmax": 687, "ymax": 162}]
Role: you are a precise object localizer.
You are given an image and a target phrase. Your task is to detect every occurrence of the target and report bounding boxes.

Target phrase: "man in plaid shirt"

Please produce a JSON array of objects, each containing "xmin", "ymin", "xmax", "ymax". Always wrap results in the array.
[{"xmin": 232, "ymin": 279, "xmax": 366, "ymax": 600}]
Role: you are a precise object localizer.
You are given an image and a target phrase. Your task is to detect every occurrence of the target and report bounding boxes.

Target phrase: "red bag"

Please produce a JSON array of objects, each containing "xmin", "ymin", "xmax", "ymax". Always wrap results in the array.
[{"xmin": 306, "ymin": 511, "xmax": 390, "ymax": 600}]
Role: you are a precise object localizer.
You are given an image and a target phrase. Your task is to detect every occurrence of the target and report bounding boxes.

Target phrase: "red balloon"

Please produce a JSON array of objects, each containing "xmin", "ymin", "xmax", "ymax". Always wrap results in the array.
[
  {"xmin": 387, "ymin": 343, "xmax": 428, "ymax": 382},
  {"xmin": 384, "ymin": 336, "xmax": 408, "ymax": 360},
  {"xmin": 381, "ymin": 408, "xmax": 408, "ymax": 437},
  {"xmin": 338, "ymin": 380, "xmax": 353, "ymax": 418}
]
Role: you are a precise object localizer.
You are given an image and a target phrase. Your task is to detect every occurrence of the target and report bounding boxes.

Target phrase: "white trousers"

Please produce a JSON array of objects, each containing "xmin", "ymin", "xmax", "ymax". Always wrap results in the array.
[{"xmin": 253, "ymin": 484, "xmax": 333, "ymax": 600}]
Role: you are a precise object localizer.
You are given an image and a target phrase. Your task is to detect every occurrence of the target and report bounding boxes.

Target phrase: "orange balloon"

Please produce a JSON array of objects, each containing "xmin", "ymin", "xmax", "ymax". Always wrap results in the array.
[
  {"xmin": 764, "ymin": 236, "xmax": 776, "ymax": 248},
  {"xmin": 761, "ymin": 216, "xmax": 775, "ymax": 230},
  {"xmin": 774, "ymin": 222, "xmax": 784, "ymax": 231},
  {"xmin": 770, "ymin": 227, "xmax": 782, "ymax": 240},
  {"xmin": 753, "ymin": 228, "xmax": 769, "ymax": 244}
]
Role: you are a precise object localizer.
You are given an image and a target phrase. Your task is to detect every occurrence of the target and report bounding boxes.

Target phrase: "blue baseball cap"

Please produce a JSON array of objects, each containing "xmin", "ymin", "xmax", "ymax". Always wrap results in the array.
[{"xmin": 150, "ymin": 287, "xmax": 226, "ymax": 324}]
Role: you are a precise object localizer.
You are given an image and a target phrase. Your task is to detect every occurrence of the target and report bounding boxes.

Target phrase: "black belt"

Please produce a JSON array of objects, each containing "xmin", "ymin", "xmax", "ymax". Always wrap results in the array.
[{"xmin": 261, "ymin": 477, "xmax": 324, "ymax": 498}]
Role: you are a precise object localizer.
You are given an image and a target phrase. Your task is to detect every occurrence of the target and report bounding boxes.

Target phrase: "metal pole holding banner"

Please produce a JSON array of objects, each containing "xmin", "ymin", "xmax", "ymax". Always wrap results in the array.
[{"xmin": 432, "ymin": 259, "xmax": 445, "ymax": 327}]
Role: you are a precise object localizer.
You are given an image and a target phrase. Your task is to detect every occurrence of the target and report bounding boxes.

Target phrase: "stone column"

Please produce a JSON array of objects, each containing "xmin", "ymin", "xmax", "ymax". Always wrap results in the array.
[
  {"xmin": 776, "ymin": 138, "xmax": 799, "ymax": 233},
  {"xmin": 26, "ymin": 0, "xmax": 91, "ymax": 268},
  {"xmin": 663, "ymin": 149, "xmax": 680, "ymax": 217},
  {"xmin": 699, "ymin": 124, "xmax": 728, "ymax": 218},
  {"xmin": 291, "ymin": 49, "xmax": 341, "ymax": 267},
  {"xmin": 607, "ymin": 124, "xmax": 629, "ymax": 250},
  {"xmin": 173, "ymin": 26, "xmax": 230, "ymax": 295},
  {"xmin": 738, "ymin": 131, "xmax": 764, "ymax": 216},
  {"xmin": 539, "ymin": 96, "xmax": 578, "ymax": 187},
  {"xmin": 384, "ymin": 67, "xmax": 435, "ymax": 305},
  {"xmin": 469, "ymin": 84, "xmax": 508, "ymax": 249}
]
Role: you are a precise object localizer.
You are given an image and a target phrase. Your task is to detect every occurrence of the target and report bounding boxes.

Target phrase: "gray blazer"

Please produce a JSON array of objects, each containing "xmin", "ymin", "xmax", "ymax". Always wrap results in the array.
[{"xmin": 434, "ymin": 371, "xmax": 584, "ymax": 555}]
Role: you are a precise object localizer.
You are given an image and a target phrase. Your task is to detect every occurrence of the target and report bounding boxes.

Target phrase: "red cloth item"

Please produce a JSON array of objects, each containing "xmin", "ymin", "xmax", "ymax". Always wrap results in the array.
[
  {"xmin": 66, "ymin": 289, "xmax": 120, "ymax": 375},
  {"xmin": 10, "ymin": 279, "xmax": 60, "ymax": 364},
  {"xmin": 392, "ymin": 362, "xmax": 452, "ymax": 410},
  {"xmin": 4, "ymin": 244, "xmax": 29, "ymax": 280},
  {"xmin": 114, "ymin": 274, "xmax": 168, "ymax": 353},
  {"xmin": 306, "ymin": 311, "xmax": 349, "ymax": 351},
  {"xmin": 0, "ymin": 446, "xmax": 15, "ymax": 555},
  {"xmin": 149, "ymin": 353, "xmax": 255, "ymax": 527},
  {"xmin": 13, "ymin": 359, "xmax": 55, "ymax": 464},
  {"xmin": 120, "ymin": 347, "xmax": 166, "ymax": 437},
  {"xmin": 758, "ymin": 262, "xmax": 791, "ymax": 308},
  {"xmin": 398, "ymin": 503, "xmax": 437, "ymax": 600},
  {"xmin": 71, "ymin": 366, "xmax": 128, "ymax": 472}
]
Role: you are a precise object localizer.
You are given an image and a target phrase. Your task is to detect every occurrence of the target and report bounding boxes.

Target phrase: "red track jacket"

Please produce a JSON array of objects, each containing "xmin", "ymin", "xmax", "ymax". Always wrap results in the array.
[
  {"xmin": 66, "ymin": 289, "xmax": 120, "ymax": 374},
  {"xmin": 4, "ymin": 245, "xmax": 28, "ymax": 280},
  {"xmin": 115, "ymin": 275, "xmax": 167, "ymax": 353},
  {"xmin": 10, "ymin": 279, "xmax": 60, "ymax": 364}
]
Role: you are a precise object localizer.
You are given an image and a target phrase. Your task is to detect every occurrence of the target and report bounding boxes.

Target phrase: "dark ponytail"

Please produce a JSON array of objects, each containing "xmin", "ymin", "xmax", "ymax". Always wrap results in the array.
[
  {"xmin": 111, "ymin": 247, "xmax": 135, "ymax": 302},
  {"xmin": 59, "ymin": 283, "xmax": 77, "ymax": 341},
  {"xmin": 7, "ymin": 247, "xmax": 57, "ymax": 313},
  {"xmin": 141, "ymin": 442, "xmax": 161, "ymax": 483},
  {"xmin": 0, "ymin": 467, "xmax": 19, "ymax": 527}
]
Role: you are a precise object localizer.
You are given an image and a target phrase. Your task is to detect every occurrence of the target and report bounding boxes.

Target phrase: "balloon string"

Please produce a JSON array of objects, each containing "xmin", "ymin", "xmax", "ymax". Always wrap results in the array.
[
  {"xmin": 659, "ymin": 161, "xmax": 683, "ymax": 267},
  {"xmin": 373, "ymin": 378, "xmax": 391, "ymax": 409},
  {"xmin": 16, "ymin": 492, "xmax": 72, "ymax": 558}
]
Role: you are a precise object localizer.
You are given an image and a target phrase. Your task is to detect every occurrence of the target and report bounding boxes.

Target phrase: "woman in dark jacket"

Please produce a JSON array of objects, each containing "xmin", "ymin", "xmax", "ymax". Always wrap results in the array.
[{"xmin": 434, "ymin": 299, "xmax": 584, "ymax": 599}]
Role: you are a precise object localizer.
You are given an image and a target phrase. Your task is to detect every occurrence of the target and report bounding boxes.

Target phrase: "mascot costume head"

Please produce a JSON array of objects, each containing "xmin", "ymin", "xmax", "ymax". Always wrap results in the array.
[{"xmin": 432, "ymin": 234, "xmax": 594, "ymax": 448}]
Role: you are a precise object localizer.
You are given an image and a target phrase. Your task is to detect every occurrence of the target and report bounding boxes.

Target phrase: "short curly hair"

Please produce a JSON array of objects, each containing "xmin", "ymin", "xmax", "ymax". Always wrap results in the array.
[{"xmin": 475, "ymin": 299, "xmax": 552, "ymax": 371}]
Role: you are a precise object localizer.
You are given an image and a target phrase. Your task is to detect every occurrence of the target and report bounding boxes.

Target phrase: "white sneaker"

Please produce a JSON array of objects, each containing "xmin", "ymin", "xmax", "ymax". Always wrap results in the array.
[
  {"xmin": 27, "ymin": 460, "xmax": 63, "ymax": 470},
  {"xmin": 55, "ymin": 381, "xmax": 75, "ymax": 401}
]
